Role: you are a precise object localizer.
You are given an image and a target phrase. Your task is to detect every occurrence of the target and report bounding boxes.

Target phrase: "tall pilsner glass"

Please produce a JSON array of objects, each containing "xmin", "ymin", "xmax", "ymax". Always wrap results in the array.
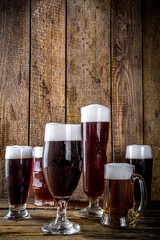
[
  {"xmin": 79, "ymin": 104, "xmax": 110, "ymax": 218},
  {"xmin": 42, "ymin": 123, "xmax": 82, "ymax": 235}
]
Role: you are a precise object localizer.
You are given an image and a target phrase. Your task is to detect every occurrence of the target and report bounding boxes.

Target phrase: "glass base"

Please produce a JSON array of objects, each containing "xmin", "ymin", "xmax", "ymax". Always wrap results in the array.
[
  {"xmin": 4, "ymin": 204, "xmax": 30, "ymax": 220},
  {"xmin": 101, "ymin": 215, "xmax": 136, "ymax": 228},
  {"xmin": 42, "ymin": 220, "xmax": 80, "ymax": 235},
  {"xmin": 34, "ymin": 199, "xmax": 55, "ymax": 207},
  {"xmin": 78, "ymin": 206, "xmax": 103, "ymax": 218}
]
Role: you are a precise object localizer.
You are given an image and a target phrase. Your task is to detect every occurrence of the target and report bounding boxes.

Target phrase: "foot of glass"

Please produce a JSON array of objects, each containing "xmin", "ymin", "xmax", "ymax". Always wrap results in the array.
[
  {"xmin": 42, "ymin": 220, "xmax": 80, "ymax": 235},
  {"xmin": 78, "ymin": 197, "xmax": 103, "ymax": 218},
  {"xmin": 34, "ymin": 199, "xmax": 55, "ymax": 206},
  {"xmin": 101, "ymin": 215, "xmax": 136, "ymax": 228},
  {"xmin": 4, "ymin": 204, "xmax": 30, "ymax": 220}
]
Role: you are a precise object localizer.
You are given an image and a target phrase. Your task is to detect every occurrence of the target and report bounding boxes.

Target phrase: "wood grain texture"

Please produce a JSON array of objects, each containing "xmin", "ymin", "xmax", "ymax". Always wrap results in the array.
[
  {"xmin": 143, "ymin": 0, "xmax": 160, "ymax": 201},
  {"xmin": 0, "ymin": 0, "xmax": 30, "ymax": 197},
  {"xmin": 30, "ymin": 0, "xmax": 66, "ymax": 146},
  {"xmin": 0, "ymin": 200, "xmax": 160, "ymax": 240},
  {"xmin": 112, "ymin": 0, "xmax": 143, "ymax": 162},
  {"xmin": 67, "ymin": 0, "xmax": 111, "ymax": 199}
]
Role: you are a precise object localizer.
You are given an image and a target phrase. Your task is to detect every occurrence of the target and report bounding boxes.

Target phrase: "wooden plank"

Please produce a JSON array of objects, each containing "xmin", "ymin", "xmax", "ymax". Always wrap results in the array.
[
  {"xmin": 0, "ymin": 201, "xmax": 160, "ymax": 240},
  {"xmin": 67, "ymin": 0, "xmax": 111, "ymax": 199},
  {"xmin": 112, "ymin": 0, "xmax": 143, "ymax": 162},
  {"xmin": 30, "ymin": 0, "xmax": 66, "ymax": 146},
  {"xmin": 143, "ymin": 0, "xmax": 160, "ymax": 201},
  {"xmin": 0, "ymin": 0, "xmax": 30, "ymax": 198}
]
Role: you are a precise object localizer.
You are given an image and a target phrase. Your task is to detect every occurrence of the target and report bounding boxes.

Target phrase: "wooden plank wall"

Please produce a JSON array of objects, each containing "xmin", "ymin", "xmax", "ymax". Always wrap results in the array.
[{"xmin": 0, "ymin": 0, "xmax": 159, "ymax": 201}]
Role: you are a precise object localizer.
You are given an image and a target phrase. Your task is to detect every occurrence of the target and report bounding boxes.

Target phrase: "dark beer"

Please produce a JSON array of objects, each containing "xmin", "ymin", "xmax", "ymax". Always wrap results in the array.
[
  {"xmin": 41, "ymin": 123, "xmax": 82, "ymax": 235},
  {"xmin": 43, "ymin": 141, "xmax": 82, "ymax": 199},
  {"xmin": 32, "ymin": 147, "xmax": 55, "ymax": 206},
  {"xmin": 5, "ymin": 146, "xmax": 33, "ymax": 206},
  {"xmin": 126, "ymin": 145, "xmax": 153, "ymax": 205},
  {"xmin": 82, "ymin": 122, "xmax": 109, "ymax": 197}
]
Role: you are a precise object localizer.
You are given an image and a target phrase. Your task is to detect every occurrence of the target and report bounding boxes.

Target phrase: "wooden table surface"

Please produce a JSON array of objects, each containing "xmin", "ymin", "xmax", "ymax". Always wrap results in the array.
[{"xmin": 0, "ymin": 199, "xmax": 160, "ymax": 240}]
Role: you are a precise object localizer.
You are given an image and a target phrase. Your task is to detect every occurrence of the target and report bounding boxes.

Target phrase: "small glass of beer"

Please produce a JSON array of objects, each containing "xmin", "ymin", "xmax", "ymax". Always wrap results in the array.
[
  {"xmin": 42, "ymin": 123, "xmax": 82, "ymax": 235},
  {"xmin": 125, "ymin": 145, "xmax": 153, "ymax": 208},
  {"xmin": 101, "ymin": 163, "xmax": 147, "ymax": 228},
  {"xmin": 32, "ymin": 147, "xmax": 55, "ymax": 206},
  {"xmin": 4, "ymin": 145, "xmax": 33, "ymax": 220},
  {"xmin": 79, "ymin": 104, "xmax": 110, "ymax": 218}
]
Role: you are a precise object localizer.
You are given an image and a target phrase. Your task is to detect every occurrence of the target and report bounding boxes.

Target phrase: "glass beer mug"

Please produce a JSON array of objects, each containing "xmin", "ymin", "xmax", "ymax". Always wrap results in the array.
[{"xmin": 101, "ymin": 163, "xmax": 147, "ymax": 228}]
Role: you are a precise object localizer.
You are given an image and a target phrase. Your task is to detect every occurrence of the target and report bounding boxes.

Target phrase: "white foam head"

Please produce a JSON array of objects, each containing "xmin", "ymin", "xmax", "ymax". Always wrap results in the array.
[
  {"xmin": 81, "ymin": 104, "xmax": 110, "ymax": 123},
  {"xmin": 5, "ymin": 145, "xmax": 32, "ymax": 159},
  {"xmin": 104, "ymin": 163, "xmax": 135, "ymax": 180},
  {"xmin": 44, "ymin": 123, "xmax": 81, "ymax": 141},
  {"xmin": 33, "ymin": 147, "xmax": 43, "ymax": 158},
  {"xmin": 125, "ymin": 145, "xmax": 153, "ymax": 159}
]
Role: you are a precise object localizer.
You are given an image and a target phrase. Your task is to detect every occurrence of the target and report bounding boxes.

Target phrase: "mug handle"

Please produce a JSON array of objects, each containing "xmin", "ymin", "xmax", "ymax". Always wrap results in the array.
[{"xmin": 128, "ymin": 174, "xmax": 147, "ymax": 219}]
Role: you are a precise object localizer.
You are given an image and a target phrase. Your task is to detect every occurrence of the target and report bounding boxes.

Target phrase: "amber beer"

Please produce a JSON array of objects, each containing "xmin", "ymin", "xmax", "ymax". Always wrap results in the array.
[
  {"xmin": 126, "ymin": 145, "xmax": 153, "ymax": 205},
  {"xmin": 32, "ymin": 147, "xmax": 55, "ymax": 206},
  {"xmin": 103, "ymin": 163, "xmax": 134, "ymax": 219},
  {"xmin": 79, "ymin": 104, "xmax": 110, "ymax": 218},
  {"xmin": 102, "ymin": 163, "xmax": 147, "ymax": 227}
]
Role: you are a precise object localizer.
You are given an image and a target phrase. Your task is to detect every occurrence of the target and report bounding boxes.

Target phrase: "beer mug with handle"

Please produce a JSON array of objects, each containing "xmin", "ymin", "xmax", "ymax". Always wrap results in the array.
[{"xmin": 101, "ymin": 163, "xmax": 147, "ymax": 228}]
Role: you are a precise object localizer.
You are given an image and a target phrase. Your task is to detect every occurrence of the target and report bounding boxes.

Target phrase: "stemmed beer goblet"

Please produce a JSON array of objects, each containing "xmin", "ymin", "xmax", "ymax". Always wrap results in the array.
[{"xmin": 42, "ymin": 123, "xmax": 82, "ymax": 235}]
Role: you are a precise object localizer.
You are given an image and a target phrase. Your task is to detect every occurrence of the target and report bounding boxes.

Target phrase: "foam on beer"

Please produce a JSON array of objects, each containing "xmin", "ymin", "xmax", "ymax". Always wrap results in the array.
[
  {"xmin": 81, "ymin": 104, "xmax": 110, "ymax": 122},
  {"xmin": 33, "ymin": 147, "xmax": 43, "ymax": 158},
  {"xmin": 104, "ymin": 163, "xmax": 135, "ymax": 180},
  {"xmin": 5, "ymin": 145, "xmax": 32, "ymax": 159},
  {"xmin": 125, "ymin": 145, "xmax": 153, "ymax": 159},
  {"xmin": 44, "ymin": 123, "xmax": 81, "ymax": 141}
]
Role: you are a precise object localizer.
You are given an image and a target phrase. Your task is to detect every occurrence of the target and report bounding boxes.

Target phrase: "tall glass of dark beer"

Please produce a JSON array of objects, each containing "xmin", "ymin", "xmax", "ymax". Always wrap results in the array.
[
  {"xmin": 101, "ymin": 163, "xmax": 147, "ymax": 227},
  {"xmin": 4, "ymin": 145, "xmax": 33, "ymax": 220},
  {"xmin": 32, "ymin": 147, "xmax": 55, "ymax": 206},
  {"xmin": 42, "ymin": 123, "xmax": 82, "ymax": 235},
  {"xmin": 79, "ymin": 104, "xmax": 110, "ymax": 218},
  {"xmin": 126, "ymin": 145, "xmax": 153, "ymax": 207}
]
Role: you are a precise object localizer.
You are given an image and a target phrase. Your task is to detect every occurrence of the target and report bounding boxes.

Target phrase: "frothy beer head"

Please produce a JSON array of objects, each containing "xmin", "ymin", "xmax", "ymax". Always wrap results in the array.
[
  {"xmin": 125, "ymin": 145, "xmax": 153, "ymax": 159},
  {"xmin": 104, "ymin": 163, "xmax": 135, "ymax": 180},
  {"xmin": 33, "ymin": 147, "xmax": 43, "ymax": 158},
  {"xmin": 44, "ymin": 123, "xmax": 81, "ymax": 141},
  {"xmin": 5, "ymin": 145, "xmax": 32, "ymax": 159},
  {"xmin": 81, "ymin": 104, "xmax": 110, "ymax": 123}
]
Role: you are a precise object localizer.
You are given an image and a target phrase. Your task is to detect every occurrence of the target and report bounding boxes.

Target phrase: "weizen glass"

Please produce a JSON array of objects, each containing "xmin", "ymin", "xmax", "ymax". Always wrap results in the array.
[
  {"xmin": 126, "ymin": 145, "xmax": 153, "ymax": 208},
  {"xmin": 101, "ymin": 163, "xmax": 147, "ymax": 228},
  {"xmin": 4, "ymin": 146, "xmax": 33, "ymax": 220},
  {"xmin": 79, "ymin": 104, "xmax": 110, "ymax": 218},
  {"xmin": 42, "ymin": 123, "xmax": 82, "ymax": 235},
  {"xmin": 32, "ymin": 147, "xmax": 55, "ymax": 206}
]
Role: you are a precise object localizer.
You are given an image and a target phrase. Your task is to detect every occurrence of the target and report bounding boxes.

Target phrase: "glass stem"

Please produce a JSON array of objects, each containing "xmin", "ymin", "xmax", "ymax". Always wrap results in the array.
[
  {"xmin": 88, "ymin": 197, "xmax": 99, "ymax": 209},
  {"xmin": 55, "ymin": 200, "xmax": 68, "ymax": 224}
]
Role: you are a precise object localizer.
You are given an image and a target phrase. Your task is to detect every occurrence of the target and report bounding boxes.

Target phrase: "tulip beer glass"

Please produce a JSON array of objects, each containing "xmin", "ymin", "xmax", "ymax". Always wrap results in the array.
[
  {"xmin": 42, "ymin": 123, "xmax": 82, "ymax": 235},
  {"xmin": 79, "ymin": 104, "xmax": 110, "ymax": 218},
  {"xmin": 4, "ymin": 146, "xmax": 33, "ymax": 220},
  {"xmin": 101, "ymin": 163, "xmax": 147, "ymax": 227}
]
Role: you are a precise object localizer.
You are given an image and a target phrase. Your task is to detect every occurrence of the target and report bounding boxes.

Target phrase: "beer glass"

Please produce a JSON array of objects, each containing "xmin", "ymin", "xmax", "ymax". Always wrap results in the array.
[
  {"xmin": 126, "ymin": 145, "xmax": 153, "ymax": 207},
  {"xmin": 32, "ymin": 147, "xmax": 55, "ymax": 206},
  {"xmin": 102, "ymin": 163, "xmax": 147, "ymax": 228},
  {"xmin": 79, "ymin": 104, "xmax": 110, "ymax": 218},
  {"xmin": 4, "ymin": 146, "xmax": 33, "ymax": 220},
  {"xmin": 42, "ymin": 123, "xmax": 82, "ymax": 235}
]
